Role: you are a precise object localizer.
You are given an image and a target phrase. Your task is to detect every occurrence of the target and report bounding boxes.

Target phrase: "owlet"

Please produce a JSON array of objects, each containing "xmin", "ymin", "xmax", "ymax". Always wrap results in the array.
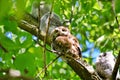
[{"xmin": 95, "ymin": 51, "xmax": 120, "ymax": 80}]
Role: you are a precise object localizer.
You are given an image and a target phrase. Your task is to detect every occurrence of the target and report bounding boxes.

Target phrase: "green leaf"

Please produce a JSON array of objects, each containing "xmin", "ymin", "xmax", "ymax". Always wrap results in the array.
[
  {"xmin": 3, "ymin": 20, "xmax": 18, "ymax": 34},
  {"xmin": 14, "ymin": 53, "xmax": 36, "ymax": 76},
  {"xmin": 0, "ymin": 34, "xmax": 19, "ymax": 51},
  {"xmin": 115, "ymin": 0, "xmax": 120, "ymax": 13},
  {"xmin": 0, "ymin": 0, "xmax": 12, "ymax": 21}
]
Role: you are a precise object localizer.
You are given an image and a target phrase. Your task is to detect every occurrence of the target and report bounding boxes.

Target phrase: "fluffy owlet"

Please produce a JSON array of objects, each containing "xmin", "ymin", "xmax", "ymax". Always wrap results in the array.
[
  {"xmin": 51, "ymin": 26, "xmax": 82, "ymax": 60},
  {"xmin": 95, "ymin": 51, "xmax": 120, "ymax": 80}
]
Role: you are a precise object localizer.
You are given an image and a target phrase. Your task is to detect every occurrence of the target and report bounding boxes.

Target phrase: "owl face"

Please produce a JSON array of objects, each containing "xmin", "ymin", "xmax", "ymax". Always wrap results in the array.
[
  {"xmin": 96, "ymin": 52, "xmax": 115, "ymax": 63},
  {"xmin": 51, "ymin": 26, "xmax": 70, "ymax": 41}
]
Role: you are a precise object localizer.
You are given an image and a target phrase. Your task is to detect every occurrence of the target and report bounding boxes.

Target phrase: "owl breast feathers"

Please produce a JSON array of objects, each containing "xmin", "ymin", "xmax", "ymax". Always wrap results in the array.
[{"xmin": 51, "ymin": 26, "xmax": 82, "ymax": 60}]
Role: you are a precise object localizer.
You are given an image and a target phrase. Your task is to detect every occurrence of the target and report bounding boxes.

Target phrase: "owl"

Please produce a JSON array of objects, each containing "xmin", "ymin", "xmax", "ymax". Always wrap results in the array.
[
  {"xmin": 40, "ymin": 12, "xmax": 62, "ymax": 36},
  {"xmin": 51, "ymin": 26, "xmax": 81, "ymax": 60},
  {"xmin": 51, "ymin": 26, "xmax": 71, "ymax": 41},
  {"xmin": 95, "ymin": 51, "xmax": 120, "ymax": 80}
]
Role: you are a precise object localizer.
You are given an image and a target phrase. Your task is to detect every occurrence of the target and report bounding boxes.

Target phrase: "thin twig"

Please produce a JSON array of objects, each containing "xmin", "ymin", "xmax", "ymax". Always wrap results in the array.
[
  {"xmin": 69, "ymin": 2, "xmax": 74, "ymax": 24},
  {"xmin": 111, "ymin": 0, "xmax": 120, "ymax": 30},
  {"xmin": 111, "ymin": 51, "xmax": 120, "ymax": 80},
  {"xmin": 36, "ymin": 54, "xmax": 62, "ymax": 78},
  {"xmin": 34, "ymin": 39, "xmax": 55, "ymax": 53},
  {"xmin": 43, "ymin": 0, "xmax": 55, "ymax": 76},
  {"xmin": 111, "ymin": 0, "xmax": 120, "ymax": 79},
  {"xmin": 63, "ymin": 2, "xmax": 74, "ymax": 27},
  {"xmin": 0, "ymin": 43, "xmax": 8, "ymax": 53},
  {"xmin": 41, "ymin": 55, "xmax": 61, "ymax": 74},
  {"xmin": 37, "ymin": 1, "xmax": 41, "ymax": 43}
]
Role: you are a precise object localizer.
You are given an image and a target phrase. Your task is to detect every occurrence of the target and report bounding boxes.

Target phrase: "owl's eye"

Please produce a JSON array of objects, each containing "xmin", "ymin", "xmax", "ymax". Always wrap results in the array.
[
  {"xmin": 103, "ymin": 53, "xmax": 107, "ymax": 56},
  {"xmin": 62, "ymin": 28, "xmax": 67, "ymax": 32},
  {"xmin": 72, "ymin": 54, "xmax": 76, "ymax": 57},
  {"xmin": 55, "ymin": 30, "xmax": 58, "ymax": 33},
  {"xmin": 99, "ymin": 55, "xmax": 102, "ymax": 57}
]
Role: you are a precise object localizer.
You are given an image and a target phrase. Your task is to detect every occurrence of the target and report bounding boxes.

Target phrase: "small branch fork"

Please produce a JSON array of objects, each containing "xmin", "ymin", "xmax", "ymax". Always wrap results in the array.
[
  {"xmin": 42, "ymin": 0, "xmax": 55, "ymax": 76},
  {"xmin": 0, "ymin": 43, "xmax": 8, "ymax": 53},
  {"xmin": 12, "ymin": 3, "xmax": 102, "ymax": 79},
  {"xmin": 111, "ymin": 0, "xmax": 120, "ymax": 80},
  {"xmin": 35, "ymin": 54, "xmax": 62, "ymax": 79},
  {"xmin": 111, "ymin": 0, "xmax": 120, "ymax": 30},
  {"xmin": 111, "ymin": 51, "xmax": 120, "ymax": 80},
  {"xmin": 33, "ymin": 0, "xmax": 55, "ymax": 76}
]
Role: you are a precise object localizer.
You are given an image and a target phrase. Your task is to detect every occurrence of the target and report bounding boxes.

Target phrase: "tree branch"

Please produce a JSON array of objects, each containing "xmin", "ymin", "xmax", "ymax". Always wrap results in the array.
[
  {"xmin": 14, "ymin": 12, "xmax": 102, "ymax": 80},
  {"xmin": 67, "ymin": 59, "xmax": 102, "ymax": 80},
  {"xmin": 111, "ymin": 51, "xmax": 120, "ymax": 80},
  {"xmin": 111, "ymin": 0, "xmax": 120, "ymax": 79},
  {"xmin": 111, "ymin": 0, "xmax": 120, "ymax": 30}
]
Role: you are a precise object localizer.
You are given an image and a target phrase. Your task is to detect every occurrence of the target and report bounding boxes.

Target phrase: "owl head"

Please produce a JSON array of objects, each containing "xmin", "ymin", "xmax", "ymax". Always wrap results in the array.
[
  {"xmin": 96, "ymin": 51, "xmax": 115, "ymax": 63},
  {"xmin": 50, "ymin": 26, "xmax": 71, "ymax": 41}
]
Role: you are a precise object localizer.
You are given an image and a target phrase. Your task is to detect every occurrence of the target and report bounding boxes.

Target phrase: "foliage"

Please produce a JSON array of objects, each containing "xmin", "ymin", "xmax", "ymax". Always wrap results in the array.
[{"xmin": 0, "ymin": 0, "xmax": 120, "ymax": 79}]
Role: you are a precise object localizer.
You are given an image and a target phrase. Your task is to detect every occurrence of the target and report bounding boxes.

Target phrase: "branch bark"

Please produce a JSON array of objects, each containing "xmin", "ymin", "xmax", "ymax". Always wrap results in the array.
[
  {"xmin": 14, "ymin": 12, "xmax": 102, "ymax": 80},
  {"xmin": 111, "ymin": 51, "xmax": 120, "ymax": 80}
]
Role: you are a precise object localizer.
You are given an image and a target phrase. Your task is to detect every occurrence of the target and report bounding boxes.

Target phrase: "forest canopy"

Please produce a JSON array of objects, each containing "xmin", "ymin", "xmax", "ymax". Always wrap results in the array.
[{"xmin": 0, "ymin": 0, "xmax": 120, "ymax": 80}]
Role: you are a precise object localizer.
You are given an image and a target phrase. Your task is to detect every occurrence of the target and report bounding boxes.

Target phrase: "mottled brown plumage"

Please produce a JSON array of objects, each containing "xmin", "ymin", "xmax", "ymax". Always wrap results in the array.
[
  {"xmin": 51, "ymin": 26, "xmax": 70, "ymax": 41},
  {"xmin": 51, "ymin": 26, "xmax": 82, "ymax": 60}
]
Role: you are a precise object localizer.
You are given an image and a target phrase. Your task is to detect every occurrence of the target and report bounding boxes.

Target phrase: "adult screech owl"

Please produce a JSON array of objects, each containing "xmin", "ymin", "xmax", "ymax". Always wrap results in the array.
[
  {"xmin": 95, "ymin": 51, "xmax": 120, "ymax": 80},
  {"xmin": 51, "ymin": 26, "xmax": 82, "ymax": 60}
]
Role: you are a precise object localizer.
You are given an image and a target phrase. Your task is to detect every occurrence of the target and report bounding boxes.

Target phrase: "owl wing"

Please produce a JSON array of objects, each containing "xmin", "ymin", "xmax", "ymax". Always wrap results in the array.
[{"xmin": 77, "ymin": 46, "xmax": 82, "ymax": 58}]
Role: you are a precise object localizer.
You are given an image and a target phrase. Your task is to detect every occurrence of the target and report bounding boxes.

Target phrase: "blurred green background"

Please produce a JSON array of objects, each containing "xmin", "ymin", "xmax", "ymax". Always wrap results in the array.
[{"xmin": 0, "ymin": 0, "xmax": 120, "ymax": 79}]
